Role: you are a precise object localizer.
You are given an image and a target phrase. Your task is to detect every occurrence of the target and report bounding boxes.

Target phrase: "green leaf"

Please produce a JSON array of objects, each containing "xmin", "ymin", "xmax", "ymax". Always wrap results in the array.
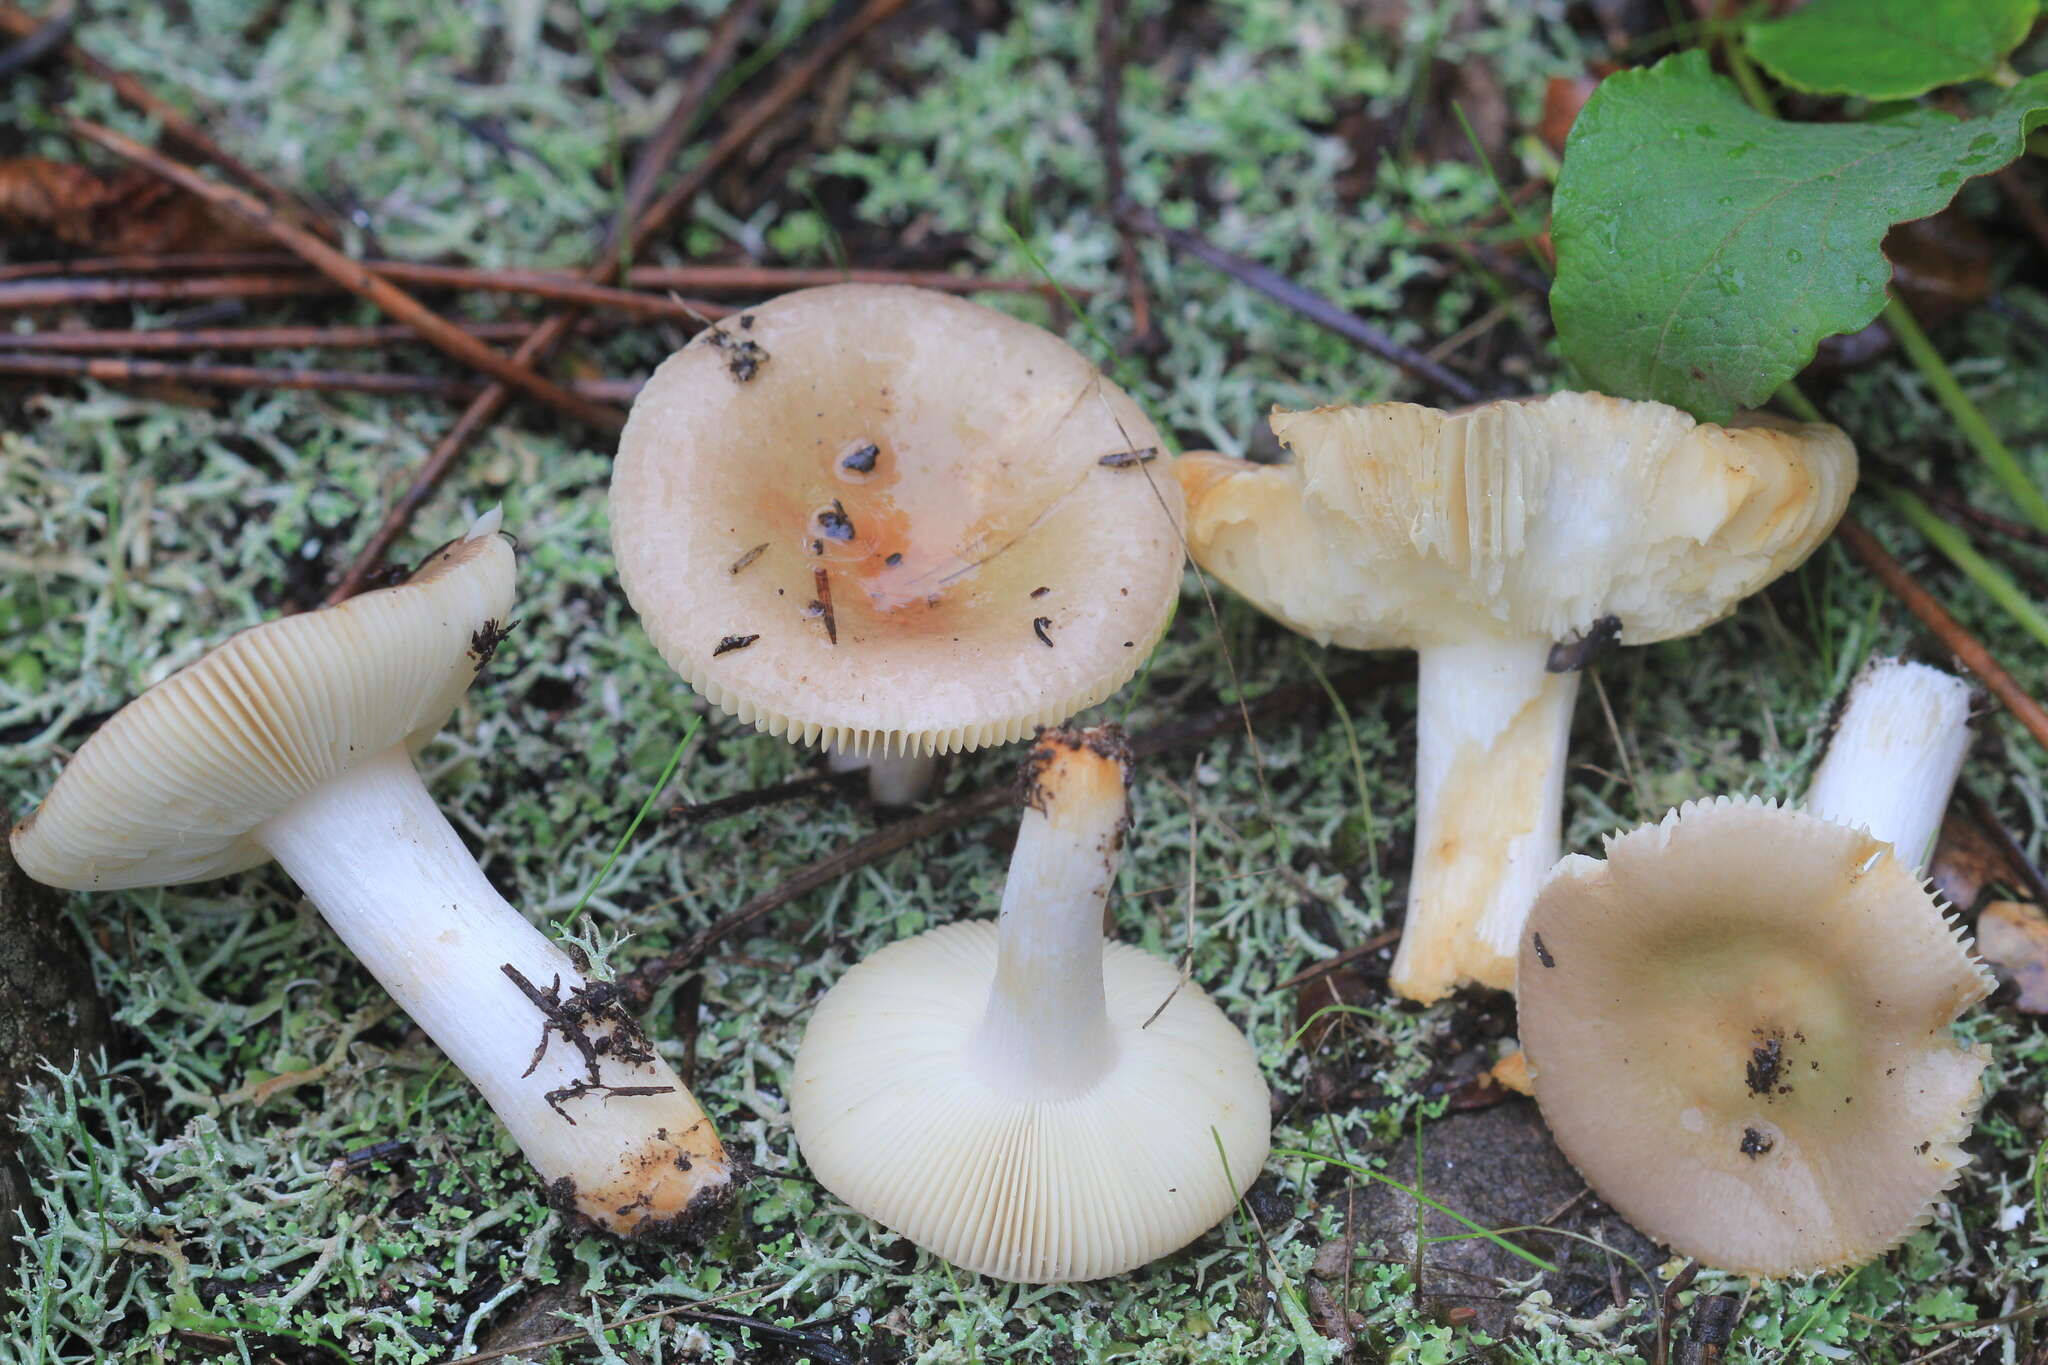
[
  {"xmin": 1551, "ymin": 52, "xmax": 2048, "ymax": 421},
  {"xmin": 1746, "ymin": 0, "xmax": 2037, "ymax": 100}
]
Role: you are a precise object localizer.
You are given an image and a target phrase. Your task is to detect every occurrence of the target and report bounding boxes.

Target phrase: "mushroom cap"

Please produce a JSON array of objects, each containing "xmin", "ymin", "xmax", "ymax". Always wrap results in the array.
[
  {"xmin": 11, "ymin": 526, "xmax": 515, "ymax": 890},
  {"xmin": 788, "ymin": 920, "xmax": 1270, "ymax": 1282},
  {"xmin": 610, "ymin": 285, "xmax": 1185, "ymax": 758},
  {"xmin": 1178, "ymin": 392, "xmax": 1854, "ymax": 650},
  {"xmin": 1519, "ymin": 796, "xmax": 1993, "ymax": 1277}
]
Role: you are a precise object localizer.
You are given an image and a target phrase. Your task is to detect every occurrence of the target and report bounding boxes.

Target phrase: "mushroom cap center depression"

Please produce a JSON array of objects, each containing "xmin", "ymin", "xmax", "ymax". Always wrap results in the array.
[
  {"xmin": 611, "ymin": 285, "xmax": 1184, "ymax": 755},
  {"xmin": 1591, "ymin": 931, "xmax": 1866, "ymax": 1143},
  {"xmin": 747, "ymin": 419, "xmax": 1070, "ymax": 642}
]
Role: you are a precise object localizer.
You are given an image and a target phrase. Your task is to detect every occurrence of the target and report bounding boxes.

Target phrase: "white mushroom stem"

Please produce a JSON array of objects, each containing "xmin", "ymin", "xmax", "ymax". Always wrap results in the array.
[
  {"xmin": 255, "ymin": 744, "xmax": 728, "ymax": 1233},
  {"xmin": 1392, "ymin": 637, "xmax": 1580, "ymax": 1002},
  {"xmin": 968, "ymin": 733, "xmax": 1129, "ymax": 1098},
  {"xmin": 826, "ymin": 744, "xmax": 939, "ymax": 806},
  {"xmin": 1803, "ymin": 657, "xmax": 1972, "ymax": 875}
]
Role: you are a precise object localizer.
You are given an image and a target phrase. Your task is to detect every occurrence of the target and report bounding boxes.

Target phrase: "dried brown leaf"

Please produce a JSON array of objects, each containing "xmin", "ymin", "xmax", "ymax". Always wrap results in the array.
[
  {"xmin": 1930, "ymin": 806, "xmax": 2024, "ymax": 913},
  {"xmin": 1293, "ymin": 964, "xmax": 1378, "ymax": 1053},
  {"xmin": 1884, "ymin": 208, "xmax": 1994, "ymax": 323},
  {"xmin": 0, "ymin": 157, "xmax": 272, "ymax": 257},
  {"xmin": 1977, "ymin": 899, "xmax": 2048, "ymax": 1013},
  {"xmin": 1540, "ymin": 73, "xmax": 1604, "ymax": 156}
]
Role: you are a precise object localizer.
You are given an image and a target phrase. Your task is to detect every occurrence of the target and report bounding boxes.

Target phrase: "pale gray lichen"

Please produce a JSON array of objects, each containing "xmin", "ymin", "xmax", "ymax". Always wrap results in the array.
[{"xmin": 1, "ymin": 1, "xmax": 2044, "ymax": 1362}]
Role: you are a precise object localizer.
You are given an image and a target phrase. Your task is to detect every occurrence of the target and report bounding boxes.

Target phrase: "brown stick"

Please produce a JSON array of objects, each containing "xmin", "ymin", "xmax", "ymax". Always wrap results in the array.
[
  {"xmin": 26, "ymin": 260, "xmax": 727, "ymax": 322},
  {"xmin": 327, "ymin": 0, "xmax": 912, "ymax": 603},
  {"xmin": 624, "ymin": 264, "xmax": 1055, "ymax": 295},
  {"xmin": 0, "ymin": 251, "xmax": 1056, "ymax": 295},
  {"xmin": 62, "ymin": 116, "xmax": 626, "ymax": 432},
  {"xmin": 0, "ymin": 0, "xmax": 70, "ymax": 78},
  {"xmin": 1835, "ymin": 517, "xmax": 2048, "ymax": 752},
  {"xmin": 1958, "ymin": 780, "xmax": 2048, "ymax": 909},
  {"xmin": 1094, "ymin": 0, "xmax": 1155, "ymax": 346},
  {"xmin": 624, "ymin": 0, "xmax": 911, "ymax": 267},
  {"xmin": 0, "ymin": 4, "xmax": 340, "ymax": 240},
  {"xmin": 1272, "ymin": 930, "xmax": 1402, "ymax": 993},
  {"xmin": 1904, "ymin": 478, "xmax": 2048, "ymax": 552},
  {"xmin": 0, "ymin": 351, "xmax": 641, "ymax": 402},
  {"xmin": 610, "ymin": 0, "xmax": 773, "ymax": 250},
  {"xmin": 0, "ymin": 274, "xmax": 342, "ymax": 310},
  {"xmin": 0, "ymin": 250, "xmax": 297, "ymax": 283},
  {"xmin": 1117, "ymin": 202, "xmax": 1487, "ymax": 403},
  {"xmin": 616, "ymin": 663, "xmax": 1404, "ymax": 1007},
  {"xmin": 0, "ymin": 321, "xmax": 569, "ymax": 353},
  {"xmin": 346, "ymin": 261, "xmax": 730, "ymax": 321}
]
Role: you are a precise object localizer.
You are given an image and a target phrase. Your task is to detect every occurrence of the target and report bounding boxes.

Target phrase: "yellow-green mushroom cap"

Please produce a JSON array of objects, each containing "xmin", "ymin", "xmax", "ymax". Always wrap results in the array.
[
  {"xmin": 610, "ymin": 284, "xmax": 1185, "ymax": 759},
  {"xmin": 11, "ymin": 519, "xmax": 514, "ymax": 890},
  {"xmin": 1519, "ymin": 796, "xmax": 1993, "ymax": 1277}
]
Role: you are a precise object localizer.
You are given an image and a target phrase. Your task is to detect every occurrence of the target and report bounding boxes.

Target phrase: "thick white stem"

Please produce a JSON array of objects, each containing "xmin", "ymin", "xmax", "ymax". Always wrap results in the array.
[
  {"xmin": 827, "ymin": 745, "xmax": 938, "ymax": 806},
  {"xmin": 256, "ymin": 746, "xmax": 729, "ymax": 1236},
  {"xmin": 1804, "ymin": 657, "xmax": 1972, "ymax": 875},
  {"xmin": 968, "ymin": 735, "xmax": 1128, "ymax": 1097},
  {"xmin": 1391, "ymin": 638, "xmax": 1579, "ymax": 1002}
]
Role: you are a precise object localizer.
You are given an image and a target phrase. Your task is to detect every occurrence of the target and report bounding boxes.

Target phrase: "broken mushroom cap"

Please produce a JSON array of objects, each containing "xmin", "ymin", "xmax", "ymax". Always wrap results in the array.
[
  {"xmin": 1519, "ymin": 796, "xmax": 1992, "ymax": 1277},
  {"xmin": 611, "ymin": 284, "xmax": 1185, "ymax": 761},
  {"xmin": 1178, "ymin": 393, "xmax": 1855, "ymax": 1003},
  {"xmin": 1180, "ymin": 395, "xmax": 1853, "ymax": 650},
  {"xmin": 10, "ymin": 512, "xmax": 733, "ymax": 1240},
  {"xmin": 789, "ymin": 726, "xmax": 1269, "ymax": 1282}
]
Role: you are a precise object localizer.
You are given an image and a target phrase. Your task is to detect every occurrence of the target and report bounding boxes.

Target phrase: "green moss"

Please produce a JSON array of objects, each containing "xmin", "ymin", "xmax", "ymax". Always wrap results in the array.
[{"xmin": 1, "ymin": 0, "xmax": 2044, "ymax": 1361}]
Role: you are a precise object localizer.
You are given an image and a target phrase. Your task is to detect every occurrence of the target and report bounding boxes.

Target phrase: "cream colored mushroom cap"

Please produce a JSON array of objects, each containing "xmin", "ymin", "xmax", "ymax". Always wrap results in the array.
[
  {"xmin": 610, "ymin": 285, "xmax": 1185, "ymax": 758},
  {"xmin": 11, "ymin": 526, "xmax": 515, "ymax": 890},
  {"xmin": 1178, "ymin": 392, "xmax": 1854, "ymax": 649},
  {"xmin": 1519, "ymin": 796, "xmax": 1992, "ymax": 1277},
  {"xmin": 789, "ymin": 920, "xmax": 1270, "ymax": 1282}
]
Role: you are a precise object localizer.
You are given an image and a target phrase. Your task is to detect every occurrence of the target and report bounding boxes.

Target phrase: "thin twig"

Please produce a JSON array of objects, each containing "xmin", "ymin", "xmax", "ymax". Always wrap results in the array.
[
  {"xmin": 327, "ymin": 0, "xmax": 911, "ymax": 603},
  {"xmin": 1958, "ymin": 779, "xmax": 2048, "ymax": 909},
  {"xmin": 1894, "ymin": 474, "xmax": 2048, "ymax": 553},
  {"xmin": 627, "ymin": 264, "xmax": 1056, "ymax": 295},
  {"xmin": 0, "ymin": 351, "xmax": 640, "ymax": 402},
  {"xmin": 430, "ymin": 1282, "xmax": 782, "ymax": 1365},
  {"xmin": 339, "ymin": 260, "xmax": 732, "ymax": 321},
  {"xmin": 617, "ymin": 664, "xmax": 1404, "ymax": 1007},
  {"xmin": 0, "ymin": 3, "xmax": 341, "ymax": 238},
  {"xmin": 0, "ymin": 252, "xmax": 1055, "ymax": 295},
  {"xmin": 1655, "ymin": 1259, "xmax": 1700, "ymax": 1365},
  {"xmin": 0, "ymin": 263, "xmax": 962, "ymax": 321},
  {"xmin": 1116, "ymin": 202, "xmax": 1485, "ymax": 403},
  {"xmin": 0, "ymin": 249, "xmax": 296, "ymax": 282},
  {"xmin": 1094, "ymin": 0, "xmax": 1154, "ymax": 347},
  {"xmin": 1271, "ymin": 929, "xmax": 1402, "ymax": 993},
  {"xmin": 0, "ymin": 274, "xmax": 341, "ymax": 310},
  {"xmin": 0, "ymin": 320, "xmax": 576, "ymax": 353},
  {"xmin": 669, "ymin": 768, "xmax": 862, "ymax": 825},
  {"xmin": 1139, "ymin": 762, "xmax": 1202, "ymax": 1030},
  {"xmin": 610, "ymin": 0, "xmax": 773, "ymax": 250},
  {"xmin": 1835, "ymin": 517, "xmax": 2048, "ymax": 752},
  {"xmin": 0, "ymin": 0, "xmax": 71, "ymax": 79},
  {"xmin": 63, "ymin": 116, "xmax": 626, "ymax": 431},
  {"xmin": 621, "ymin": 783, "xmax": 1013, "ymax": 1009}
]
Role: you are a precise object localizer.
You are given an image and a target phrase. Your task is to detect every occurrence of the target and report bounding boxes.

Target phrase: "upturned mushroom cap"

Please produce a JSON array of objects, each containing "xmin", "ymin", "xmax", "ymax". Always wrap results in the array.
[
  {"xmin": 1519, "ymin": 796, "xmax": 1993, "ymax": 1276},
  {"xmin": 610, "ymin": 284, "xmax": 1185, "ymax": 758},
  {"xmin": 1178, "ymin": 393, "xmax": 1854, "ymax": 648},
  {"xmin": 789, "ymin": 729, "xmax": 1269, "ymax": 1282},
  {"xmin": 792, "ymin": 923, "xmax": 1267, "ymax": 1282},
  {"xmin": 11, "ymin": 517, "xmax": 514, "ymax": 890}
]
